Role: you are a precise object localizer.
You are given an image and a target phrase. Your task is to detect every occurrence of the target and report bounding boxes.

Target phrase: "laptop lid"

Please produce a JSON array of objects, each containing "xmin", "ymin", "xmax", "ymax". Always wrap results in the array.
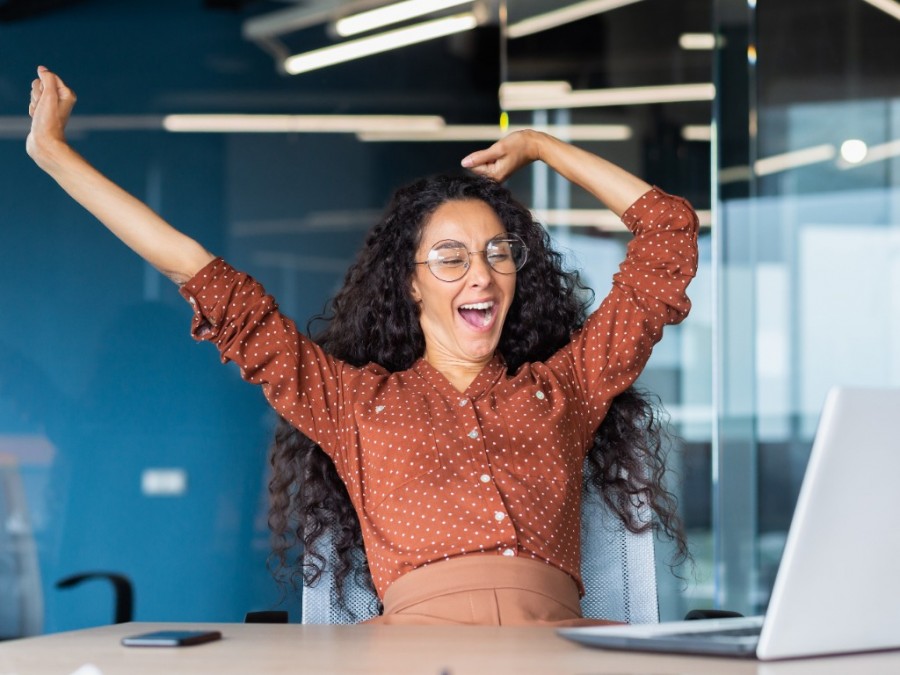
[
  {"xmin": 756, "ymin": 386, "xmax": 900, "ymax": 659},
  {"xmin": 559, "ymin": 386, "xmax": 900, "ymax": 660}
]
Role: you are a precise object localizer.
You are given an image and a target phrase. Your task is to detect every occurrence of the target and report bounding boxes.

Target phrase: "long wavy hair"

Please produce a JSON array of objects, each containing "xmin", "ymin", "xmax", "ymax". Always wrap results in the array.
[{"xmin": 267, "ymin": 174, "xmax": 689, "ymax": 610}]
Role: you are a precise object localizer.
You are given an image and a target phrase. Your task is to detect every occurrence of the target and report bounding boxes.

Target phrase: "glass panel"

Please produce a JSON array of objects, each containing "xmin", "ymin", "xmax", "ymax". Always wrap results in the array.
[
  {"xmin": 714, "ymin": 0, "xmax": 900, "ymax": 614},
  {"xmin": 502, "ymin": 0, "xmax": 716, "ymax": 621}
]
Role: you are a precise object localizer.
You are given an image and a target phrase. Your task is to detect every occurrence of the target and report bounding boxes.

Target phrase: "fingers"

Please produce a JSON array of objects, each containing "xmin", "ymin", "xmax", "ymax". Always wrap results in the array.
[
  {"xmin": 30, "ymin": 66, "xmax": 77, "ymax": 115},
  {"xmin": 460, "ymin": 143, "xmax": 505, "ymax": 170},
  {"xmin": 29, "ymin": 74, "xmax": 44, "ymax": 118},
  {"xmin": 40, "ymin": 67, "xmax": 76, "ymax": 105}
]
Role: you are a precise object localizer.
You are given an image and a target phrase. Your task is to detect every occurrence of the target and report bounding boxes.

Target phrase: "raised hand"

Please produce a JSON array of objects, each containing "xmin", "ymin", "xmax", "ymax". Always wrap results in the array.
[
  {"xmin": 23, "ymin": 65, "xmax": 215, "ymax": 283},
  {"xmin": 464, "ymin": 128, "xmax": 650, "ymax": 217},
  {"xmin": 27, "ymin": 66, "xmax": 77, "ymax": 165},
  {"xmin": 460, "ymin": 129, "xmax": 542, "ymax": 183}
]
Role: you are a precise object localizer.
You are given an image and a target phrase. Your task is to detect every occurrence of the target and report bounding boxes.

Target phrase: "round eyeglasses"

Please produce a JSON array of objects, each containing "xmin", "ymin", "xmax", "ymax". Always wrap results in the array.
[{"xmin": 415, "ymin": 234, "xmax": 528, "ymax": 282}]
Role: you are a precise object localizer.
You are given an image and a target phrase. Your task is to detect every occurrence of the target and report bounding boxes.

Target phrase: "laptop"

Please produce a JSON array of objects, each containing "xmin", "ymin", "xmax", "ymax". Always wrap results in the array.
[{"xmin": 559, "ymin": 386, "xmax": 900, "ymax": 660}]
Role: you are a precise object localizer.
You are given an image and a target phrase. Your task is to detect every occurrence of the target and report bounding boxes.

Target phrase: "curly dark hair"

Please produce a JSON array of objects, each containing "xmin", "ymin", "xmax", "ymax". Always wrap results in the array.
[{"xmin": 267, "ymin": 173, "xmax": 689, "ymax": 612}]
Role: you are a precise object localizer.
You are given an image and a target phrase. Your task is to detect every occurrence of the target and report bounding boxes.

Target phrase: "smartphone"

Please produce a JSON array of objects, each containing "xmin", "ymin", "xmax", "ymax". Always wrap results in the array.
[{"xmin": 121, "ymin": 630, "xmax": 222, "ymax": 647}]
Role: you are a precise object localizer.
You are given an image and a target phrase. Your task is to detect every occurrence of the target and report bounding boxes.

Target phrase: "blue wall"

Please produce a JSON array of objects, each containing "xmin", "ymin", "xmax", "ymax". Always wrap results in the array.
[{"xmin": 0, "ymin": 0, "xmax": 495, "ymax": 632}]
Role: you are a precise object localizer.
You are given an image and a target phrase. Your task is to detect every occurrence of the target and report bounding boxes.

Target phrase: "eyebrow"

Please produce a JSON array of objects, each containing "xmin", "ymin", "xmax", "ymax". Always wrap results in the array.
[{"xmin": 428, "ymin": 234, "xmax": 510, "ymax": 249}]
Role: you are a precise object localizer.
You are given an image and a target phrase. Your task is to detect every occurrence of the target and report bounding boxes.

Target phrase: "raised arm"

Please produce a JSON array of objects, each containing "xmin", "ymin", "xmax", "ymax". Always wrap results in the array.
[
  {"xmin": 26, "ymin": 66, "xmax": 214, "ymax": 284},
  {"xmin": 461, "ymin": 129, "xmax": 649, "ymax": 217}
]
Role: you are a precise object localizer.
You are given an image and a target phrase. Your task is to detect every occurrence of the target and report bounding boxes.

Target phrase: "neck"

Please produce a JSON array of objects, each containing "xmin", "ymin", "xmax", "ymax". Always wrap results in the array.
[{"xmin": 424, "ymin": 352, "xmax": 493, "ymax": 393}]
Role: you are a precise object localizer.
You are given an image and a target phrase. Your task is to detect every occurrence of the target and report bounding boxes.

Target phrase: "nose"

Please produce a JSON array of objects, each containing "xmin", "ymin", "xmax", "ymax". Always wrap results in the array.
[{"xmin": 466, "ymin": 250, "xmax": 493, "ymax": 285}]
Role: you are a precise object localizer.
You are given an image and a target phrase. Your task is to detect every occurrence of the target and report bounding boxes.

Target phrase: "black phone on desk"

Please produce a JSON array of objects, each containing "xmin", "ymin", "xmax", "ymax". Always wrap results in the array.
[{"xmin": 121, "ymin": 630, "xmax": 222, "ymax": 647}]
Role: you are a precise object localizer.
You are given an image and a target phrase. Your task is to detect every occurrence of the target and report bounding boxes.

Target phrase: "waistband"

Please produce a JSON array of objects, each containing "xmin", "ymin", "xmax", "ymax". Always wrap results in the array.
[{"xmin": 382, "ymin": 554, "xmax": 582, "ymax": 617}]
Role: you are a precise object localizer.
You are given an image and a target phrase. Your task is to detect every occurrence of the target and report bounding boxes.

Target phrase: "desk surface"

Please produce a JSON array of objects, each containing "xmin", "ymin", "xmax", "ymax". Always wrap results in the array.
[{"xmin": 2, "ymin": 622, "xmax": 900, "ymax": 675}]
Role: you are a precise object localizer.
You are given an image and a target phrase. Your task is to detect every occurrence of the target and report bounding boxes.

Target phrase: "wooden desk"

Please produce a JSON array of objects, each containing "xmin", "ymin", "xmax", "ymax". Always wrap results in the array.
[{"xmin": 2, "ymin": 622, "xmax": 899, "ymax": 675}]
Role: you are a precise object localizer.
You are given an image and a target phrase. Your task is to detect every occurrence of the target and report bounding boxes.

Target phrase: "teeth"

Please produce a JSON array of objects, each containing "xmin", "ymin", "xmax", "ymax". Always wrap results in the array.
[{"xmin": 459, "ymin": 301, "xmax": 494, "ymax": 310}]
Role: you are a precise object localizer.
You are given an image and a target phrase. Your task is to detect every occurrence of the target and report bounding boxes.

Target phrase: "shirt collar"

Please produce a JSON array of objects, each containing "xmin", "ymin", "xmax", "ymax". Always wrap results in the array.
[{"xmin": 412, "ymin": 354, "xmax": 507, "ymax": 401}]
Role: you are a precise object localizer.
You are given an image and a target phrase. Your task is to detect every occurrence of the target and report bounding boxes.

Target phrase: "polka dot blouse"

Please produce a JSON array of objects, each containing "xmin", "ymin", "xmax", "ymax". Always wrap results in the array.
[{"xmin": 179, "ymin": 187, "xmax": 699, "ymax": 600}]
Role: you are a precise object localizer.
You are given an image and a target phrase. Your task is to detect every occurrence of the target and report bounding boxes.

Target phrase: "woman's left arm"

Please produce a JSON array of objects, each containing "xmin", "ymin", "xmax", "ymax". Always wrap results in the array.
[
  {"xmin": 462, "ymin": 129, "xmax": 649, "ymax": 216},
  {"xmin": 464, "ymin": 130, "xmax": 699, "ymax": 426}
]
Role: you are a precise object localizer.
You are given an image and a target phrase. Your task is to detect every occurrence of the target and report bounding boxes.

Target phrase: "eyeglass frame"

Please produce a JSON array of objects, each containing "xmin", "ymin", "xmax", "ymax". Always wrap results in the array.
[{"xmin": 413, "ymin": 233, "xmax": 529, "ymax": 282}]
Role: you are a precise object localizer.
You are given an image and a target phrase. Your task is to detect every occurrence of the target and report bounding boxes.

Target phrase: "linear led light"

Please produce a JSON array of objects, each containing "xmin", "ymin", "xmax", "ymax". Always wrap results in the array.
[
  {"xmin": 753, "ymin": 144, "xmax": 836, "ymax": 176},
  {"xmin": 678, "ymin": 33, "xmax": 718, "ymax": 50},
  {"xmin": 284, "ymin": 12, "xmax": 478, "ymax": 75},
  {"xmin": 357, "ymin": 124, "xmax": 633, "ymax": 142},
  {"xmin": 501, "ymin": 83, "xmax": 715, "ymax": 110},
  {"xmin": 336, "ymin": 0, "xmax": 475, "ymax": 37},
  {"xmin": 507, "ymin": 0, "xmax": 647, "ymax": 39},
  {"xmin": 499, "ymin": 81, "xmax": 573, "ymax": 101},
  {"xmin": 719, "ymin": 165, "xmax": 752, "ymax": 184},
  {"xmin": 534, "ymin": 208, "xmax": 712, "ymax": 230},
  {"xmin": 681, "ymin": 125, "xmax": 712, "ymax": 142},
  {"xmin": 162, "ymin": 114, "xmax": 445, "ymax": 134},
  {"xmin": 837, "ymin": 138, "xmax": 900, "ymax": 169},
  {"xmin": 860, "ymin": 0, "xmax": 900, "ymax": 21},
  {"xmin": 243, "ymin": 0, "xmax": 346, "ymax": 40}
]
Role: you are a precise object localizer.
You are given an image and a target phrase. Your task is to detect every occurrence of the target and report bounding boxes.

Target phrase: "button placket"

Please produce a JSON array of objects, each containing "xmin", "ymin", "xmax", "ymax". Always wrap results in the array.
[{"xmin": 458, "ymin": 395, "xmax": 515, "ymax": 550}]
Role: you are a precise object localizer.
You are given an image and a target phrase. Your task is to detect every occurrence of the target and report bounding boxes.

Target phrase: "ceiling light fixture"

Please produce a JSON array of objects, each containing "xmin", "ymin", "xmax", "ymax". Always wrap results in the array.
[
  {"xmin": 837, "ymin": 138, "xmax": 900, "ymax": 169},
  {"xmin": 753, "ymin": 144, "xmax": 836, "ymax": 176},
  {"xmin": 681, "ymin": 125, "xmax": 712, "ymax": 142},
  {"xmin": 839, "ymin": 139, "xmax": 868, "ymax": 164},
  {"xmin": 501, "ymin": 82, "xmax": 715, "ymax": 110},
  {"xmin": 678, "ymin": 33, "xmax": 718, "ymax": 50},
  {"xmin": 860, "ymin": 0, "xmax": 900, "ymax": 21},
  {"xmin": 499, "ymin": 81, "xmax": 573, "ymax": 101},
  {"xmin": 534, "ymin": 208, "xmax": 712, "ymax": 230},
  {"xmin": 284, "ymin": 12, "xmax": 478, "ymax": 75},
  {"xmin": 243, "ymin": 0, "xmax": 347, "ymax": 41},
  {"xmin": 507, "ymin": 0, "xmax": 647, "ymax": 39},
  {"xmin": 335, "ymin": 0, "xmax": 475, "ymax": 37},
  {"xmin": 357, "ymin": 123, "xmax": 632, "ymax": 142},
  {"xmin": 162, "ymin": 114, "xmax": 446, "ymax": 134}
]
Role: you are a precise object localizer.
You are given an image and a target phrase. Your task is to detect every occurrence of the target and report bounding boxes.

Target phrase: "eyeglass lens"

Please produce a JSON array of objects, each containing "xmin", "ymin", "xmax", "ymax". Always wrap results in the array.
[{"xmin": 426, "ymin": 236, "xmax": 527, "ymax": 281}]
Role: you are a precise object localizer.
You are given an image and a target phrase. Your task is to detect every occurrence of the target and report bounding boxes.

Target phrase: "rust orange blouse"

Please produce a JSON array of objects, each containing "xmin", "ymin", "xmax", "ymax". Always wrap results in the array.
[{"xmin": 179, "ymin": 187, "xmax": 699, "ymax": 599}]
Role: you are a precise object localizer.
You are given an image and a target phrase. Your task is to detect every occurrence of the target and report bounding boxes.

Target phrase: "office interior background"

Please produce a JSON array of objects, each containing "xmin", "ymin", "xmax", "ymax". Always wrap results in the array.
[{"xmin": 0, "ymin": 0, "xmax": 897, "ymax": 636}]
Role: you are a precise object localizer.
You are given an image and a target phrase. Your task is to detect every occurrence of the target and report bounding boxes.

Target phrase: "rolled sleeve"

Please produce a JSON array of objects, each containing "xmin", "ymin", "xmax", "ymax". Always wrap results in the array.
[
  {"xmin": 179, "ymin": 257, "xmax": 350, "ymax": 459},
  {"xmin": 548, "ymin": 187, "xmax": 700, "ymax": 432}
]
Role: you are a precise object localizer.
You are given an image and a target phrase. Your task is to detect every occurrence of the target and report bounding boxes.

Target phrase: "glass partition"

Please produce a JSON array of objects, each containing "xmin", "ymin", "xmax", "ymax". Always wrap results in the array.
[
  {"xmin": 502, "ymin": 0, "xmax": 716, "ymax": 620},
  {"xmin": 714, "ymin": 0, "xmax": 900, "ymax": 615}
]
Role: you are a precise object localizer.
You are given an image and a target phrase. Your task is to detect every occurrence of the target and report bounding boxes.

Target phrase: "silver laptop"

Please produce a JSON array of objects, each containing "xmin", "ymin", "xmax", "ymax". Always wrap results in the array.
[{"xmin": 560, "ymin": 386, "xmax": 900, "ymax": 660}]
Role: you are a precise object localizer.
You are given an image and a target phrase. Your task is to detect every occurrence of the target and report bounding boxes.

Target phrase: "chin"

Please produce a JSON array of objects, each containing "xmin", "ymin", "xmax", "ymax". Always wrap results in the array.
[{"xmin": 464, "ymin": 339, "xmax": 501, "ymax": 362}]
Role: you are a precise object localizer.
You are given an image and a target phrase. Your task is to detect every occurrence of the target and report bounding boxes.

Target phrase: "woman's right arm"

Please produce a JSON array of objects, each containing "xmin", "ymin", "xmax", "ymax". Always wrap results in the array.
[{"xmin": 26, "ymin": 66, "xmax": 214, "ymax": 285}]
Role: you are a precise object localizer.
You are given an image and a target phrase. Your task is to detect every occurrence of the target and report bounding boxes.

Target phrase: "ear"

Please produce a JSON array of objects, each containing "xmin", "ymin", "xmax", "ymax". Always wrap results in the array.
[{"xmin": 409, "ymin": 275, "xmax": 423, "ymax": 303}]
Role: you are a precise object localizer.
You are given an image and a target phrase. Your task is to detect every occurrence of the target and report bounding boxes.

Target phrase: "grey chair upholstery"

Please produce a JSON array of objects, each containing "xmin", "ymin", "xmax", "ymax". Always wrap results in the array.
[
  {"xmin": 0, "ymin": 455, "xmax": 44, "ymax": 640},
  {"xmin": 302, "ymin": 460, "xmax": 659, "ymax": 625}
]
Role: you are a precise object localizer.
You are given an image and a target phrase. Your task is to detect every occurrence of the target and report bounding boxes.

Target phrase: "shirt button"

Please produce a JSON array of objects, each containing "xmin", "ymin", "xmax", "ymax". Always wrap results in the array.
[
  {"xmin": 502, "ymin": 548, "xmax": 515, "ymax": 557},
  {"xmin": 494, "ymin": 511, "xmax": 506, "ymax": 522},
  {"xmin": 188, "ymin": 297, "xmax": 197, "ymax": 305},
  {"xmin": 535, "ymin": 390, "xmax": 545, "ymax": 400},
  {"xmin": 467, "ymin": 429, "xmax": 479, "ymax": 440},
  {"xmin": 479, "ymin": 474, "xmax": 491, "ymax": 483},
  {"xmin": 459, "ymin": 398, "xmax": 468, "ymax": 407}
]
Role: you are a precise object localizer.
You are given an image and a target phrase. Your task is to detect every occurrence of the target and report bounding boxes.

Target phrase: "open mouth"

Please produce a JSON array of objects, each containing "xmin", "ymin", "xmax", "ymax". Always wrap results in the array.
[{"xmin": 458, "ymin": 301, "xmax": 496, "ymax": 329}]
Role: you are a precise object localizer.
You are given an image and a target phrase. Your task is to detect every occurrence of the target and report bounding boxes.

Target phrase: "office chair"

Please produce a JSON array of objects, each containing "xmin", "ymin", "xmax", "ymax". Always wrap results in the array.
[{"xmin": 301, "ymin": 459, "xmax": 660, "ymax": 625}]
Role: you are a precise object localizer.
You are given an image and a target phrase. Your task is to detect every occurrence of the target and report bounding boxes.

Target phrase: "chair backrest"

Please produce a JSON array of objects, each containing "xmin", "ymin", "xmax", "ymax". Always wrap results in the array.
[
  {"xmin": 0, "ymin": 454, "xmax": 44, "ymax": 640},
  {"xmin": 302, "ymin": 460, "xmax": 659, "ymax": 625}
]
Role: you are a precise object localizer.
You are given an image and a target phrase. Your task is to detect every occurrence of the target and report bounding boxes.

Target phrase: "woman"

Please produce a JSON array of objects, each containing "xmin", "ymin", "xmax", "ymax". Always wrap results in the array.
[{"xmin": 27, "ymin": 66, "xmax": 698, "ymax": 626}]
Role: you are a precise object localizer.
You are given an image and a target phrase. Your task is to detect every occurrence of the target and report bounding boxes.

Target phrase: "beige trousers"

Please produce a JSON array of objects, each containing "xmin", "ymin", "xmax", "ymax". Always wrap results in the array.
[{"xmin": 364, "ymin": 555, "xmax": 621, "ymax": 626}]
